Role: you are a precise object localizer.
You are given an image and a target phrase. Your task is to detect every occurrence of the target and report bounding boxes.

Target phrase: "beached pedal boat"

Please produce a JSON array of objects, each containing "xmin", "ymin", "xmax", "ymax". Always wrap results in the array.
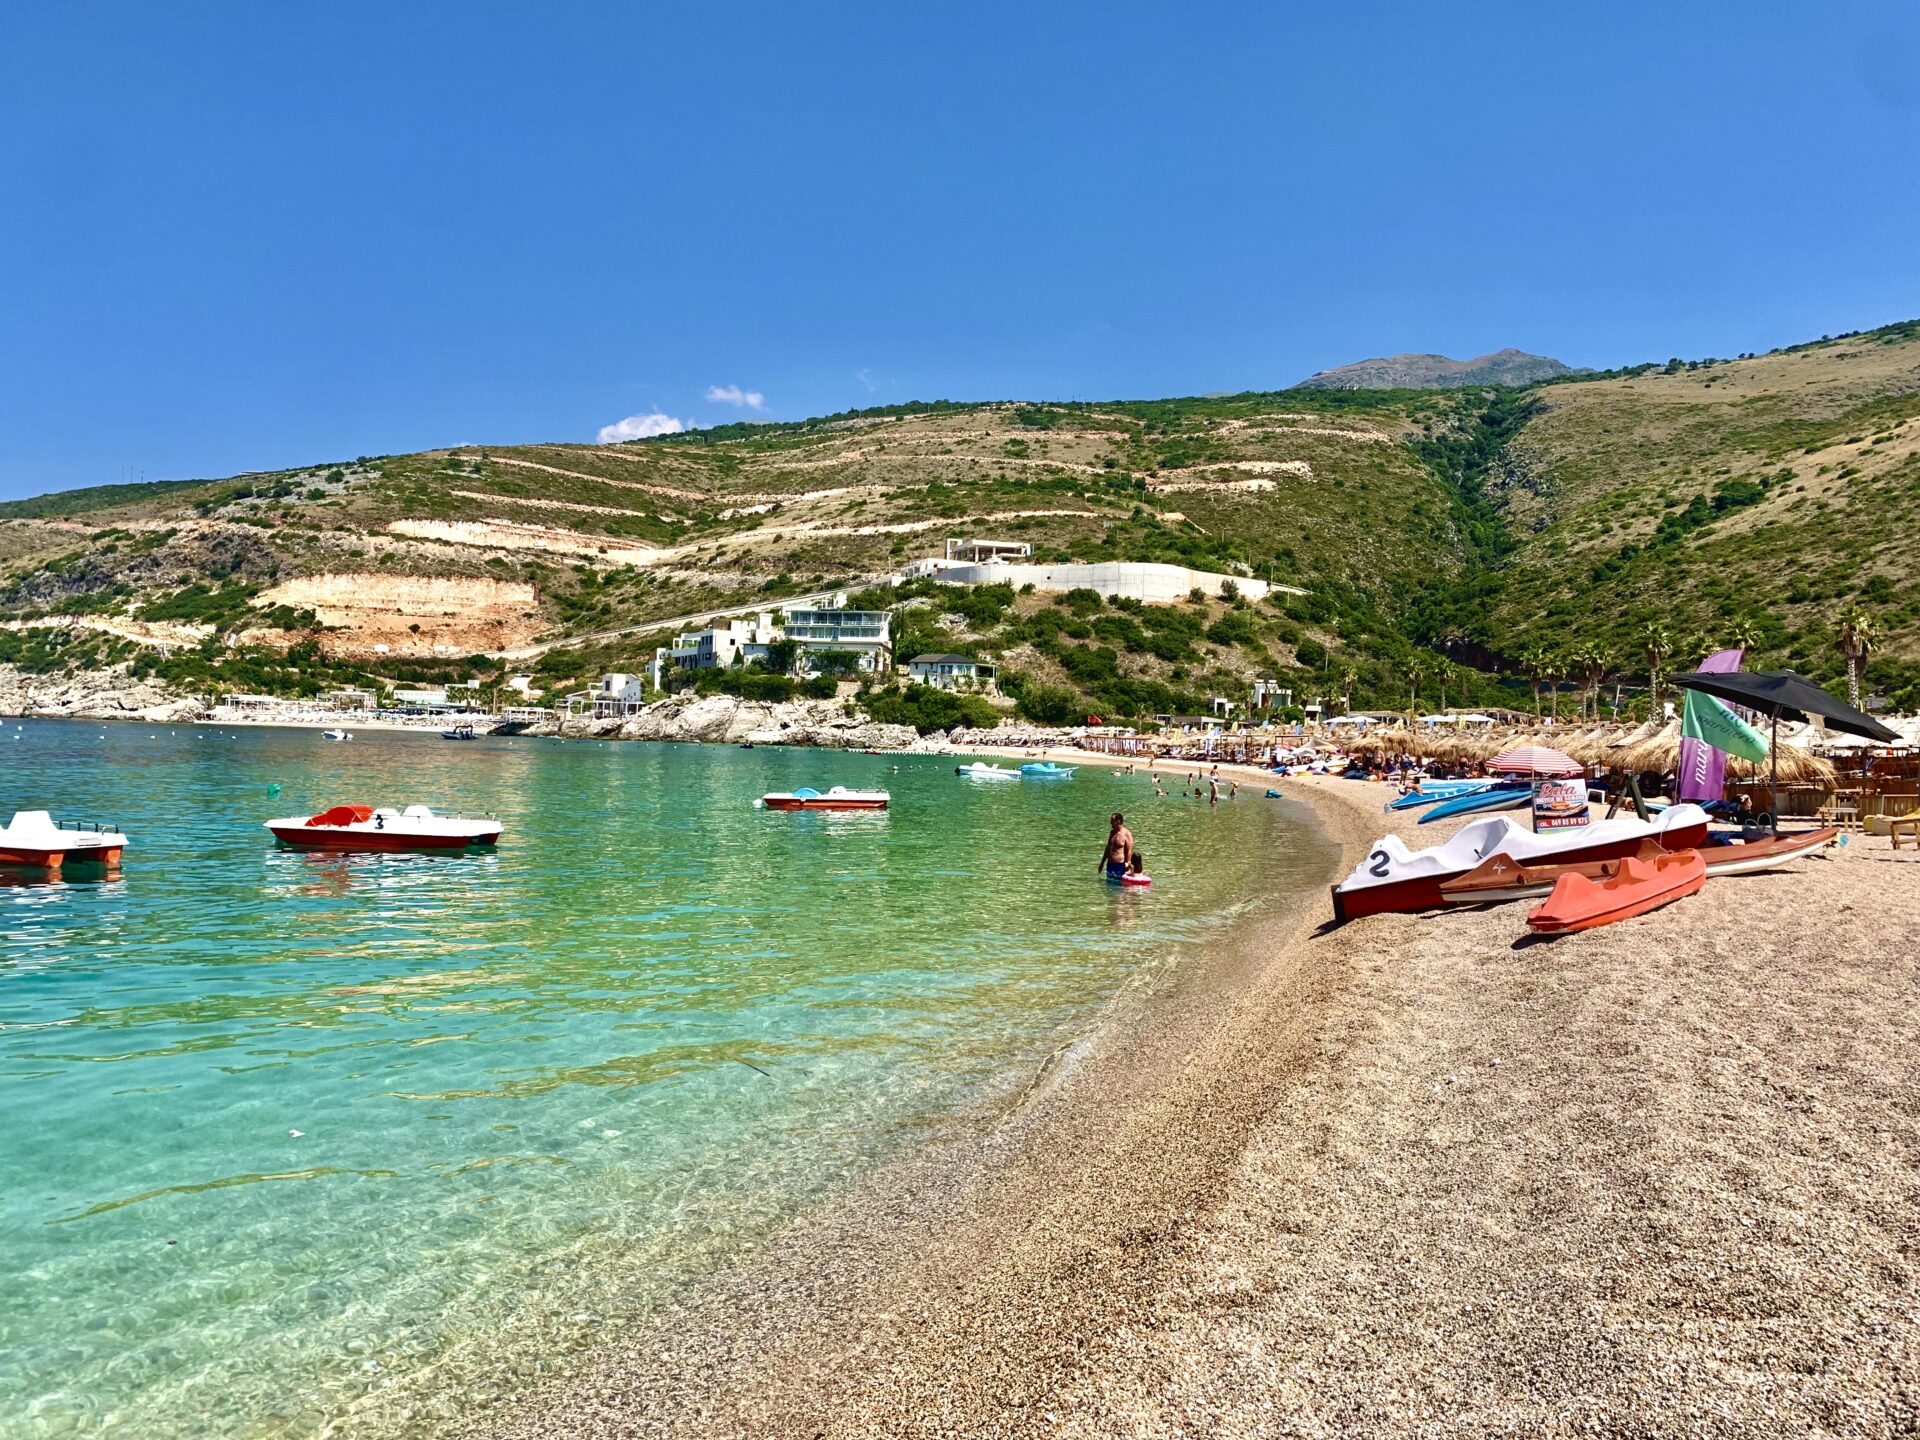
[
  {"xmin": 1439, "ymin": 826, "xmax": 1838, "ymax": 905},
  {"xmin": 1415, "ymin": 781, "xmax": 1533, "ymax": 823},
  {"xmin": 266, "ymin": 804, "xmax": 501, "ymax": 852},
  {"xmin": 1387, "ymin": 778, "xmax": 1493, "ymax": 811},
  {"xmin": 759, "ymin": 786, "xmax": 890, "ymax": 811},
  {"xmin": 0, "ymin": 811, "xmax": 127, "ymax": 872},
  {"xmin": 1526, "ymin": 850, "xmax": 1707, "ymax": 934},
  {"xmin": 1330, "ymin": 803, "xmax": 1711, "ymax": 922}
]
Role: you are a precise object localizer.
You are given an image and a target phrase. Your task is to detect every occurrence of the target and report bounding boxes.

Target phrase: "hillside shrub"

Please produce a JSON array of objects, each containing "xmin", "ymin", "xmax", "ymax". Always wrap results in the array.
[{"xmin": 865, "ymin": 684, "xmax": 1000, "ymax": 734}]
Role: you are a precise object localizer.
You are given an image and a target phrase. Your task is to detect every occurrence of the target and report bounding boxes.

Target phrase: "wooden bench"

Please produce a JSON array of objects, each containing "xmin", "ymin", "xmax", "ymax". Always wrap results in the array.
[{"xmin": 1817, "ymin": 799, "xmax": 1862, "ymax": 832}]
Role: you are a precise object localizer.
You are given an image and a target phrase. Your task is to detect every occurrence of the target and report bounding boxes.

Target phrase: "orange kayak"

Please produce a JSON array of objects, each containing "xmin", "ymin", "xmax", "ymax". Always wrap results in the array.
[{"xmin": 1526, "ymin": 850, "xmax": 1706, "ymax": 934}]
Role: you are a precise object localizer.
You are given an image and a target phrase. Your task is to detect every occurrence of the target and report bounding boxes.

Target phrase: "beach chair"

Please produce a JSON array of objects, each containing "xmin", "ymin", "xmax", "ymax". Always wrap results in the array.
[{"xmin": 1890, "ymin": 813, "xmax": 1920, "ymax": 851}]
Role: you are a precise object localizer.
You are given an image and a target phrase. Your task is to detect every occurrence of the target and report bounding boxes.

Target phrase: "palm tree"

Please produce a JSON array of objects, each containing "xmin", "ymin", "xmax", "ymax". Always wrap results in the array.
[
  {"xmin": 1641, "ymin": 621, "xmax": 1673, "ymax": 708},
  {"xmin": 1837, "ymin": 608, "xmax": 1878, "ymax": 708},
  {"xmin": 1338, "ymin": 667, "xmax": 1357, "ymax": 713},
  {"xmin": 1519, "ymin": 644, "xmax": 1548, "ymax": 716},
  {"xmin": 1541, "ymin": 650, "xmax": 1566, "ymax": 721},
  {"xmin": 1724, "ymin": 615, "xmax": 1762, "ymax": 658},
  {"xmin": 1568, "ymin": 644, "xmax": 1608, "ymax": 721},
  {"xmin": 1407, "ymin": 660, "xmax": 1427, "ymax": 715}
]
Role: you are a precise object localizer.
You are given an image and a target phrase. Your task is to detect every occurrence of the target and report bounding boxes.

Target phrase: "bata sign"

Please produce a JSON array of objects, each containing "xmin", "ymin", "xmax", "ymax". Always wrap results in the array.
[{"xmin": 1533, "ymin": 777, "xmax": 1590, "ymax": 830}]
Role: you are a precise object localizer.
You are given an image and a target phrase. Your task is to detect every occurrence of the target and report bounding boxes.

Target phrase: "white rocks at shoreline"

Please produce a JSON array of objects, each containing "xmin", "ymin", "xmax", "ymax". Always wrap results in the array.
[
  {"xmin": 0, "ymin": 664, "xmax": 202, "ymax": 723},
  {"xmin": 533, "ymin": 692, "xmax": 920, "ymax": 750}
]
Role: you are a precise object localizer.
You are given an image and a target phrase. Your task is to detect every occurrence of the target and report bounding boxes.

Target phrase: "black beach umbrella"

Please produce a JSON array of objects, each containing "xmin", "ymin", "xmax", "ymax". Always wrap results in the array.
[{"xmin": 1669, "ymin": 668, "xmax": 1898, "ymax": 831}]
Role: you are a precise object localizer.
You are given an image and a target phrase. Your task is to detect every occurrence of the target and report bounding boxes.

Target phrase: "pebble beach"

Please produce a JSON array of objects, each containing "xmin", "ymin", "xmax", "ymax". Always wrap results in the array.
[{"xmin": 466, "ymin": 771, "xmax": 1920, "ymax": 1439}]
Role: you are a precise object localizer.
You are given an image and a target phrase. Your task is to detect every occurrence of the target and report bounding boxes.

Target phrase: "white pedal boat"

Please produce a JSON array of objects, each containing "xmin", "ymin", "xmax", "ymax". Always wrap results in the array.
[
  {"xmin": 955, "ymin": 763, "xmax": 1020, "ymax": 782},
  {"xmin": 0, "ymin": 811, "xmax": 127, "ymax": 871},
  {"xmin": 759, "ymin": 787, "xmax": 890, "ymax": 811},
  {"xmin": 266, "ymin": 804, "xmax": 501, "ymax": 852},
  {"xmin": 1331, "ymin": 803, "xmax": 1711, "ymax": 921}
]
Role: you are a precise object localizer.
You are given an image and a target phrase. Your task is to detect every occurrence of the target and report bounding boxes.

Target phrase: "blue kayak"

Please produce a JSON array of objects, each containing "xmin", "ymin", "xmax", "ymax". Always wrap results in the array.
[
  {"xmin": 1416, "ymin": 783, "xmax": 1532, "ymax": 823},
  {"xmin": 1388, "ymin": 780, "xmax": 1494, "ymax": 811}
]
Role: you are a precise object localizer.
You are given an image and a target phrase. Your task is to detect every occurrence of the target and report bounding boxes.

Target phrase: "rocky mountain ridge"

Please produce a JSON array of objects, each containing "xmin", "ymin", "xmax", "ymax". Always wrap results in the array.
[{"xmin": 1299, "ymin": 348, "xmax": 1576, "ymax": 390}]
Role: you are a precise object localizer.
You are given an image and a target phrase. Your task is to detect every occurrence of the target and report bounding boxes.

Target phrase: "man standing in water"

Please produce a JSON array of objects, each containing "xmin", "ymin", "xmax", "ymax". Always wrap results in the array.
[{"xmin": 1100, "ymin": 812, "xmax": 1134, "ymax": 880}]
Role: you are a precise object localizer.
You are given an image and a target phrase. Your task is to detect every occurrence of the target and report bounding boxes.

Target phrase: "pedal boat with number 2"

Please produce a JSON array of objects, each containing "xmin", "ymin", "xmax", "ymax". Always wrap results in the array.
[{"xmin": 1329, "ymin": 803, "xmax": 1712, "ymax": 922}]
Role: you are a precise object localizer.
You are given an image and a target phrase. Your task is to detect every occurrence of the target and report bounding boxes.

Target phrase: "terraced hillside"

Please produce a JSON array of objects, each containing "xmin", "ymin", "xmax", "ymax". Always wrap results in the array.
[
  {"xmin": 0, "ymin": 390, "xmax": 1492, "ymax": 714},
  {"xmin": 5, "ymin": 317, "xmax": 1917, "ymax": 721},
  {"xmin": 1482, "ymin": 319, "xmax": 1920, "ymax": 705}
]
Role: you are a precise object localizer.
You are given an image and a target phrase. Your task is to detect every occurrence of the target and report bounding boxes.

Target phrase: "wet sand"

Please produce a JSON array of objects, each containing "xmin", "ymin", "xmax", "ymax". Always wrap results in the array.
[{"xmin": 466, "ymin": 777, "xmax": 1920, "ymax": 1438}]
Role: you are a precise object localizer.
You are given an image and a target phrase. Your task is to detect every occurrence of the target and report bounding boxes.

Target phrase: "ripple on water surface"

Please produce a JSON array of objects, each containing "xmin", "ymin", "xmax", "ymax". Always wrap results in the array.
[{"xmin": 0, "ymin": 723, "xmax": 1325, "ymax": 1436}]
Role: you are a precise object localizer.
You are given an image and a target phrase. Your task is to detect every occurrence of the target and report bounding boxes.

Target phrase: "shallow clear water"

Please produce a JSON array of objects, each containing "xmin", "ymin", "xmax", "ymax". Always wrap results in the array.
[{"xmin": 0, "ymin": 720, "xmax": 1324, "ymax": 1436}]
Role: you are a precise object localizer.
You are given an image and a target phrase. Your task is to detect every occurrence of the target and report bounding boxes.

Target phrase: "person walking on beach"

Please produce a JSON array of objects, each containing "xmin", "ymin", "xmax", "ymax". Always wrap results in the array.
[{"xmin": 1100, "ymin": 812, "xmax": 1135, "ymax": 880}]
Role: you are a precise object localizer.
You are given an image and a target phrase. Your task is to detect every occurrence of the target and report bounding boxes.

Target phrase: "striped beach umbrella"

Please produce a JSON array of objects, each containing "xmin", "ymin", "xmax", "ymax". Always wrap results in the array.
[{"xmin": 1487, "ymin": 743, "xmax": 1583, "ymax": 777}]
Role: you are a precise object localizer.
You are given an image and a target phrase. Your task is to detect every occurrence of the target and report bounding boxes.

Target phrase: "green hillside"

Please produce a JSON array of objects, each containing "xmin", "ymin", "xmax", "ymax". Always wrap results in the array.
[{"xmin": 2, "ymin": 317, "xmax": 1917, "ymax": 721}]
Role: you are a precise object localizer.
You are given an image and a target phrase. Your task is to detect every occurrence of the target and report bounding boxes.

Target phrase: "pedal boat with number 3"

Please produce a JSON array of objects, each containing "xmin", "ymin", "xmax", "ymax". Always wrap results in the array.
[{"xmin": 264, "ymin": 804, "xmax": 502, "ymax": 852}]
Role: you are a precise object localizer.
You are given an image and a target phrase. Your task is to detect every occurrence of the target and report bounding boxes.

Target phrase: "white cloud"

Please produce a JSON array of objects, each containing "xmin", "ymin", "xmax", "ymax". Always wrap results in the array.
[
  {"xmin": 596, "ymin": 411, "xmax": 685, "ymax": 443},
  {"xmin": 704, "ymin": 384, "xmax": 766, "ymax": 410}
]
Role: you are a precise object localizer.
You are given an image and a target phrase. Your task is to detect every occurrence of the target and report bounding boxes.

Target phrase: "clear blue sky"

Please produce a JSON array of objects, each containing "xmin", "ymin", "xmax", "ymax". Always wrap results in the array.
[{"xmin": 3, "ymin": 3, "xmax": 1917, "ymax": 499}]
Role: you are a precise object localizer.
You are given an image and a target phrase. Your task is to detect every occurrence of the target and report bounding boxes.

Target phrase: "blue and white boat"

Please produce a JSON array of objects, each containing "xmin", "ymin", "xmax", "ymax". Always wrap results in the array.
[
  {"xmin": 1388, "ymin": 779, "xmax": 1493, "ymax": 811},
  {"xmin": 1019, "ymin": 762, "xmax": 1076, "ymax": 779},
  {"xmin": 1416, "ymin": 782, "xmax": 1532, "ymax": 824}
]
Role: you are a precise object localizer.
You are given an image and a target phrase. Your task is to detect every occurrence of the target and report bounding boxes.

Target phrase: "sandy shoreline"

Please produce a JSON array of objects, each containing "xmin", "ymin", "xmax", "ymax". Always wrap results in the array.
[{"xmin": 446, "ymin": 774, "xmax": 1920, "ymax": 1439}]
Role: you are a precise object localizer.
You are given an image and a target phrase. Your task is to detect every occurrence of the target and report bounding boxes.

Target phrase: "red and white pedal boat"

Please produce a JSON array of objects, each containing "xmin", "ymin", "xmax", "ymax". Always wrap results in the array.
[
  {"xmin": 758, "ymin": 786, "xmax": 890, "ymax": 812},
  {"xmin": 1330, "ymin": 803, "xmax": 1710, "ymax": 922},
  {"xmin": 0, "ymin": 811, "xmax": 127, "ymax": 872},
  {"xmin": 1439, "ymin": 826, "xmax": 1838, "ymax": 905},
  {"xmin": 266, "ymin": 804, "xmax": 502, "ymax": 852}
]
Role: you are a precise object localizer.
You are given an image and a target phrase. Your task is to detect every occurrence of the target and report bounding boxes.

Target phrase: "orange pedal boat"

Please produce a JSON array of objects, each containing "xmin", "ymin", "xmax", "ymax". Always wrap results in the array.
[{"xmin": 1526, "ymin": 849, "xmax": 1706, "ymax": 934}]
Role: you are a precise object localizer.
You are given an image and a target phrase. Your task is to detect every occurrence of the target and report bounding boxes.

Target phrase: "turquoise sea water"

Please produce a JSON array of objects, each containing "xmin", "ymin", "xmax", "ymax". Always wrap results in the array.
[{"xmin": 0, "ymin": 720, "xmax": 1324, "ymax": 1436}]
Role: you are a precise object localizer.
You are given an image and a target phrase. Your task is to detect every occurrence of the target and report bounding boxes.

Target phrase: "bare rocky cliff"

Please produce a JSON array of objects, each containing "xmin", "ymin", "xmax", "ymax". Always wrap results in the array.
[
  {"xmin": 0, "ymin": 665, "xmax": 202, "ymax": 722},
  {"xmin": 1299, "ymin": 348, "xmax": 1575, "ymax": 390}
]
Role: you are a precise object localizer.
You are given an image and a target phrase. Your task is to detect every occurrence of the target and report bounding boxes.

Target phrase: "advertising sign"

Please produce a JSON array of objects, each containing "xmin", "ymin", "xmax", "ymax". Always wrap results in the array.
[
  {"xmin": 1675, "ymin": 648, "xmax": 1749, "ymax": 801},
  {"xmin": 1532, "ymin": 777, "xmax": 1590, "ymax": 830}
]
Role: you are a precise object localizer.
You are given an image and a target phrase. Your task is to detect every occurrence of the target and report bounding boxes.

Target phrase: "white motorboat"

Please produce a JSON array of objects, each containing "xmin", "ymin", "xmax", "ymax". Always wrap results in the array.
[{"xmin": 322, "ymin": 729, "xmax": 352, "ymax": 741}]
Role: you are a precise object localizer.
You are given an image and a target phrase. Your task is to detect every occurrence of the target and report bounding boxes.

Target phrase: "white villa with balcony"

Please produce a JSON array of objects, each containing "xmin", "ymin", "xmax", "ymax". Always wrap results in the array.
[
  {"xmin": 905, "ymin": 653, "xmax": 997, "ymax": 692},
  {"xmin": 641, "ymin": 596, "xmax": 893, "ymax": 686},
  {"xmin": 778, "ymin": 596, "xmax": 891, "ymax": 675}
]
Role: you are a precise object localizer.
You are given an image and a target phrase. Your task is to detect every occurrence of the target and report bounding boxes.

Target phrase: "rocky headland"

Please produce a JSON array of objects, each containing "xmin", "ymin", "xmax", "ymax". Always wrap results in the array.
[
  {"xmin": 530, "ymin": 692, "xmax": 920, "ymax": 750},
  {"xmin": 0, "ymin": 664, "xmax": 203, "ymax": 723}
]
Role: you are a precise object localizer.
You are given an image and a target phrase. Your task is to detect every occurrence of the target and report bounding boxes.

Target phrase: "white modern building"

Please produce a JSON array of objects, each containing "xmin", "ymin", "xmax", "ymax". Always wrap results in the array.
[
  {"xmin": 666, "ymin": 613, "xmax": 781, "ymax": 672},
  {"xmin": 905, "ymin": 653, "xmax": 997, "ymax": 692},
  {"xmin": 594, "ymin": 673, "xmax": 648, "ymax": 716},
  {"xmin": 947, "ymin": 538, "xmax": 1032, "ymax": 564},
  {"xmin": 778, "ymin": 596, "xmax": 891, "ymax": 675},
  {"xmin": 900, "ymin": 536, "xmax": 1297, "ymax": 605}
]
